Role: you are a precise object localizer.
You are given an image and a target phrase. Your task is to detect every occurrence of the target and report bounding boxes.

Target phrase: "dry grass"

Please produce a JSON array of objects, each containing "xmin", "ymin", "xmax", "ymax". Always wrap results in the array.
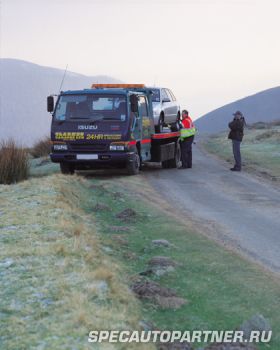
[
  {"xmin": 0, "ymin": 174, "xmax": 154, "ymax": 349},
  {"xmin": 94, "ymin": 266, "xmax": 114, "ymax": 281},
  {"xmin": 31, "ymin": 136, "xmax": 51, "ymax": 158},
  {"xmin": 0, "ymin": 139, "xmax": 29, "ymax": 184}
]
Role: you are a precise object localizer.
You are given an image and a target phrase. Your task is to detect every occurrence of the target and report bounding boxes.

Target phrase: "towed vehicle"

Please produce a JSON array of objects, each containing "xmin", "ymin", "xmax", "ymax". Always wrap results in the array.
[
  {"xmin": 47, "ymin": 84, "xmax": 182, "ymax": 175},
  {"xmin": 149, "ymin": 87, "xmax": 181, "ymax": 133}
]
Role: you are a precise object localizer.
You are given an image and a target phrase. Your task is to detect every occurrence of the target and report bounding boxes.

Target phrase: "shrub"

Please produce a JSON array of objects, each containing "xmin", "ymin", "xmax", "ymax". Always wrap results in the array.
[
  {"xmin": 0, "ymin": 140, "xmax": 29, "ymax": 184},
  {"xmin": 270, "ymin": 119, "xmax": 280, "ymax": 127},
  {"xmin": 255, "ymin": 130, "xmax": 279, "ymax": 141},
  {"xmin": 249, "ymin": 121, "xmax": 269, "ymax": 130},
  {"xmin": 31, "ymin": 137, "xmax": 51, "ymax": 158}
]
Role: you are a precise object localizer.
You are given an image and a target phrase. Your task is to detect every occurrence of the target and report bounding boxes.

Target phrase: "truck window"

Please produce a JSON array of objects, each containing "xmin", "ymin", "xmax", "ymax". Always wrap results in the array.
[
  {"xmin": 139, "ymin": 96, "xmax": 148, "ymax": 117},
  {"xmin": 54, "ymin": 94, "xmax": 127, "ymax": 121},
  {"xmin": 151, "ymin": 89, "xmax": 160, "ymax": 103}
]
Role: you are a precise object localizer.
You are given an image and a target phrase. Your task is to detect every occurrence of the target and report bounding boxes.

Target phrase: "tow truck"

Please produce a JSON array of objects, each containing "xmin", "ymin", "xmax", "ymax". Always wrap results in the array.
[{"xmin": 47, "ymin": 84, "xmax": 181, "ymax": 175}]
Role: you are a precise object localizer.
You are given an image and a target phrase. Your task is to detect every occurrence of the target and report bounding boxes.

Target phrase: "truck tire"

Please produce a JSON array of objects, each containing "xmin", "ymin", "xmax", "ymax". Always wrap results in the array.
[
  {"xmin": 162, "ymin": 143, "xmax": 181, "ymax": 169},
  {"xmin": 170, "ymin": 112, "xmax": 180, "ymax": 131},
  {"xmin": 155, "ymin": 114, "xmax": 164, "ymax": 133},
  {"xmin": 127, "ymin": 152, "xmax": 140, "ymax": 175},
  {"xmin": 169, "ymin": 142, "xmax": 181, "ymax": 168},
  {"xmin": 162, "ymin": 159, "xmax": 171, "ymax": 169},
  {"xmin": 60, "ymin": 162, "xmax": 75, "ymax": 175},
  {"xmin": 177, "ymin": 111, "xmax": 181, "ymax": 122}
]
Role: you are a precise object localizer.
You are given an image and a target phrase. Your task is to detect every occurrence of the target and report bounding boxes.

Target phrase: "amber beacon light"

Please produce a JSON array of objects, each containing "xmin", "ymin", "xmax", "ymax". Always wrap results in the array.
[{"xmin": 91, "ymin": 84, "xmax": 145, "ymax": 89}]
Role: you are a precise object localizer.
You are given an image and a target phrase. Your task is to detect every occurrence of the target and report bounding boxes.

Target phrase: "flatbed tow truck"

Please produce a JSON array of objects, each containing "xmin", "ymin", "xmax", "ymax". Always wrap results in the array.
[{"xmin": 47, "ymin": 84, "xmax": 181, "ymax": 175}]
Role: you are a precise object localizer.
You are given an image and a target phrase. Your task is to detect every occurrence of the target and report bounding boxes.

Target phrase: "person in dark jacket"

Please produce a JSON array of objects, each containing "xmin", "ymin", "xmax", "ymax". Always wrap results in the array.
[{"xmin": 228, "ymin": 111, "xmax": 245, "ymax": 171}]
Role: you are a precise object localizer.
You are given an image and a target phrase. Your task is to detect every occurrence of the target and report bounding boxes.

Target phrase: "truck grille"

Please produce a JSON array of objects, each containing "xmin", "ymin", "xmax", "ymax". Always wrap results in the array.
[{"xmin": 69, "ymin": 142, "xmax": 108, "ymax": 153}]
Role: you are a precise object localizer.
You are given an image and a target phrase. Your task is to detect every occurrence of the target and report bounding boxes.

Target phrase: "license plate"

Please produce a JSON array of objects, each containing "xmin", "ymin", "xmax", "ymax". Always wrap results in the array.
[{"xmin": 76, "ymin": 154, "xmax": 98, "ymax": 160}]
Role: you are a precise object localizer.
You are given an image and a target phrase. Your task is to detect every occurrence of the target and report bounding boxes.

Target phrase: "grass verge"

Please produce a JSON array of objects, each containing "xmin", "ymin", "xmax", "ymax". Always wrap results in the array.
[
  {"xmin": 201, "ymin": 124, "xmax": 280, "ymax": 181},
  {"xmin": 1, "ymin": 165, "xmax": 280, "ymax": 349},
  {"xmin": 0, "ymin": 174, "xmax": 154, "ymax": 350},
  {"xmin": 85, "ymin": 173, "xmax": 280, "ymax": 349}
]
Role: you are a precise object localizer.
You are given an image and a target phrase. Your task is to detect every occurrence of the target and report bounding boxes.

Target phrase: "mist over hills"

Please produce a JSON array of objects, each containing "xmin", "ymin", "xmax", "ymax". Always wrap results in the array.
[
  {"xmin": 195, "ymin": 86, "xmax": 280, "ymax": 134},
  {"xmin": 0, "ymin": 59, "xmax": 122, "ymax": 146}
]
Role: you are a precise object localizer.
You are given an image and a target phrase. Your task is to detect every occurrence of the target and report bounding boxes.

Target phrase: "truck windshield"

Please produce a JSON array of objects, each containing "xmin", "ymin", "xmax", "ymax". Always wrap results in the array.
[
  {"xmin": 151, "ymin": 89, "xmax": 160, "ymax": 103},
  {"xmin": 54, "ymin": 94, "xmax": 127, "ymax": 121}
]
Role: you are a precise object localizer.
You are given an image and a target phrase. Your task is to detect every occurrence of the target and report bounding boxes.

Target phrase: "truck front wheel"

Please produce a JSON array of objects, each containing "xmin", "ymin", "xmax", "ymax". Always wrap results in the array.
[
  {"xmin": 127, "ymin": 153, "xmax": 140, "ymax": 175},
  {"xmin": 60, "ymin": 162, "xmax": 75, "ymax": 175}
]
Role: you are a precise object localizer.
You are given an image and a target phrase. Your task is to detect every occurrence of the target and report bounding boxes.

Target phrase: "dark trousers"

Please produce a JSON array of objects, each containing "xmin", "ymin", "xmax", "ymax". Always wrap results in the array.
[
  {"xmin": 232, "ymin": 140, "xmax": 241, "ymax": 170},
  {"xmin": 181, "ymin": 136, "xmax": 194, "ymax": 168}
]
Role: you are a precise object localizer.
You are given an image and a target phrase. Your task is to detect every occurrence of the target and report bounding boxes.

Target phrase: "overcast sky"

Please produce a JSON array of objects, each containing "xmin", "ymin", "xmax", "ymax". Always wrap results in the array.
[{"xmin": 1, "ymin": 0, "xmax": 280, "ymax": 118}]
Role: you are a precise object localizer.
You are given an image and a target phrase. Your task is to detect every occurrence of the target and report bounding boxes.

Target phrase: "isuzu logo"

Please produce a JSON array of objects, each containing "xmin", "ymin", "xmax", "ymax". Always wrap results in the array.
[{"xmin": 78, "ymin": 125, "xmax": 98, "ymax": 130}]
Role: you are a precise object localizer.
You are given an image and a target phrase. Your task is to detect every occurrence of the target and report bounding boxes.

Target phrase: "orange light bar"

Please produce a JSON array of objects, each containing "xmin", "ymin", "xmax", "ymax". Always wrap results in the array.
[{"xmin": 91, "ymin": 84, "xmax": 145, "ymax": 89}]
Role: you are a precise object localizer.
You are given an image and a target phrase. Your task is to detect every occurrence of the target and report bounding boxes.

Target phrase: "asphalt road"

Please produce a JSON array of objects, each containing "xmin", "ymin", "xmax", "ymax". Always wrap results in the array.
[{"xmin": 144, "ymin": 143, "xmax": 280, "ymax": 273}]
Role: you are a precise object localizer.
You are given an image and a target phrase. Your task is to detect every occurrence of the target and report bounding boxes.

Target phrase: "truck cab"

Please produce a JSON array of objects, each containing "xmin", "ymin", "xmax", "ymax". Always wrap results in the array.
[{"xmin": 48, "ymin": 84, "xmax": 181, "ymax": 175}]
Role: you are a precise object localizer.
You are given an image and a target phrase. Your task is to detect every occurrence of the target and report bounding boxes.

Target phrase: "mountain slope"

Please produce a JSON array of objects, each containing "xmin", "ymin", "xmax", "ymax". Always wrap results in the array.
[
  {"xmin": 195, "ymin": 86, "xmax": 280, "ymax": 133},
  {"xmin": 0, "ymin": 59, "xmax": 122, "ymax": 146}
]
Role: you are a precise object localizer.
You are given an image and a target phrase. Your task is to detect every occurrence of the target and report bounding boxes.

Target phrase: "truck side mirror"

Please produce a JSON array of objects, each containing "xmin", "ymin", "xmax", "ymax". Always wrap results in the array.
[
  {"xmin": 47, "ymin": 96, "xmax": 54, "ymax": 112},
  {"xmin": 162, "ymin": 97, "xmax": 170, "ymax": 103},
  {"xmin": 130, "ymin": 94, "xmax": 138, "ymax": 113}
]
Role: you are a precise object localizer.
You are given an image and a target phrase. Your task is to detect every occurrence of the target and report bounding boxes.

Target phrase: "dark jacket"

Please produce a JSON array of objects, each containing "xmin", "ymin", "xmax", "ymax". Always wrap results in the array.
[{"xmin": 228, "ymin": 117, "xmax": 245, "ymax": 141}]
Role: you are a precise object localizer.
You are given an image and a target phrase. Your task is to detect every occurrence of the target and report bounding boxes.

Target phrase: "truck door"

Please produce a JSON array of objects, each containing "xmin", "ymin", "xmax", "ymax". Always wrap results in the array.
[{"xmin": 139, "ymin": 95, "xmax": 152, "ymax": 161}]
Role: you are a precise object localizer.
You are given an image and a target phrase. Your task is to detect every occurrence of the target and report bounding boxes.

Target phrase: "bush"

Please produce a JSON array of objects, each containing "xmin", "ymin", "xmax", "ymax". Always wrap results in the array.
[
  {"xmin": 248, "ymin": 121, "xmax": 269, "ymax": 130},
  {"xmin": 0, "ymin": 140, "xmax": 29, "ymax": 184},
  {"xmin": 270, "ymin": 119, "xmax": 280, "ymax": 127},
  {"xmin": 255, "ymin": 130, "xmax": 279, "ymax": 141},
  {"xmin": 31, "ymin": 137, "xmax": 51, "ymax": 158}
]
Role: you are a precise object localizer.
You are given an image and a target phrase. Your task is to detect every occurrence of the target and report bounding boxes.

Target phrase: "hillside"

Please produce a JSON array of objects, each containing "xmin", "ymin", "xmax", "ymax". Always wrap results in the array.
[
  {"xmin": 202, "ymin": 121, "xmax": 280, "ymax": 181},
  {"xmin": 195, "ymin": 86, "xmax": 280, "ymax": 133},
  {"xmin": 0, "ymin": 59, "xmax": 121, "ymax": 146}
]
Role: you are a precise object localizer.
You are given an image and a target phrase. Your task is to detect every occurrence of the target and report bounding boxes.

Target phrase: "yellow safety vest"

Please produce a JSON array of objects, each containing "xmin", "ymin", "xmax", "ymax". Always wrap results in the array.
[{"xmin": 180, "ymin": 127, "xmax": 196, "ymax": 140}]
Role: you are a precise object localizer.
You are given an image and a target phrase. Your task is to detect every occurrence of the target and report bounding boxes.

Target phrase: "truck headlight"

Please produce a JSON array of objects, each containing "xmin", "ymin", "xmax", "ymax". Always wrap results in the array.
[{"xmin": 53, "ymin": 144, "xmax": 68, "ymax": 151}]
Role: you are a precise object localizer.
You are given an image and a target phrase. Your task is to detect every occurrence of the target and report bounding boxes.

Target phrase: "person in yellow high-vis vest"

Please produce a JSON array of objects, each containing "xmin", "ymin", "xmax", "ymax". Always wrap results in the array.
[{"xmin": 179, "ymin": 110, "xmax": 196, "ymax": 169}]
